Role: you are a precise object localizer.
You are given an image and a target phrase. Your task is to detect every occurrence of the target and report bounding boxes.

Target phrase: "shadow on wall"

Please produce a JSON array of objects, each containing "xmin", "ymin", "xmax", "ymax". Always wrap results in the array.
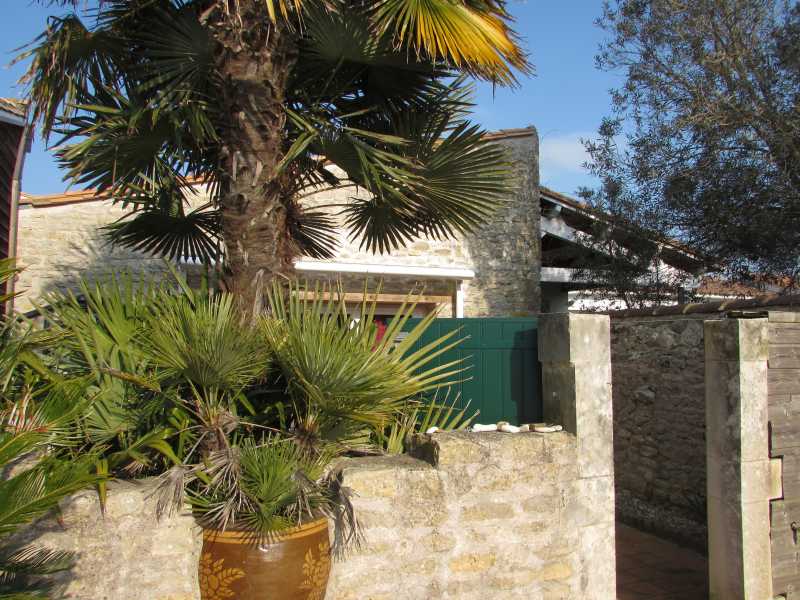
[{"xmin": 16, "ymin": 235, "xmax": 189, "ymax": 312}]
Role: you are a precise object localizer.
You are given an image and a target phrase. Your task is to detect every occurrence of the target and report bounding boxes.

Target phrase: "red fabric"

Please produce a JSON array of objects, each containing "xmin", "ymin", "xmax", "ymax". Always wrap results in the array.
[{"xmin": 374, "ymin": 317, "xmax": 388, "ymax": 344}]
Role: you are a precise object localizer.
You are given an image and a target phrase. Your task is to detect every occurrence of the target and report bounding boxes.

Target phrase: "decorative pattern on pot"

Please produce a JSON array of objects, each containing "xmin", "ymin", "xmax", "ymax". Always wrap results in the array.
[
  {"xmin": 198, "ymin": 553, "xmax": 245, "ymax": 600},
  {"xmin": 300, "ymin": 542, "xmax": 331, "ymax": 600},
  {"xmin": 198, "ymin": 518, "xmax": 332, "ymax": 600}
]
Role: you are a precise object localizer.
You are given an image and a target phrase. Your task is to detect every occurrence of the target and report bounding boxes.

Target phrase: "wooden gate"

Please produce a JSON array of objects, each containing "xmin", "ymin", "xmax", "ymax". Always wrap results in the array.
[{"xmin": 404, "ymin": 318, "xmax": 541, "ymax": 425}]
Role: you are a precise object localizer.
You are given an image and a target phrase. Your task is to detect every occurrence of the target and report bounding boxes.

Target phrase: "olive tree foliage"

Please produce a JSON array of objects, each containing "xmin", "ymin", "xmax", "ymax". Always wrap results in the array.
[
  {"xmin": 582, "ymin": 0, "xmax": 800, "ymax": 296},
  {"xmin": 571, "ymin": 119, "xmax": 701, "ymax": 310}
]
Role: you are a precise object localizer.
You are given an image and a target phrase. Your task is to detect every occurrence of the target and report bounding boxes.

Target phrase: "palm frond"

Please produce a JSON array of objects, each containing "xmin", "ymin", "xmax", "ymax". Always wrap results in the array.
[
  {"xmin": 0, "ymin": 546, "xmax": 73, "ymax": 579},
  {"xmin": 19, "ymin": 13, "xmax": 122, "ymax": 138},
  {"xmin": 103, "ymin": 205, "xmax": 221, "ymax": 263},
  {"xmin": 0, "ymin": 260, "xmax": 20, "ymax": 307},
  {"xmin": 285, "ymin": 206, "xmax": 339, "ymax": 259},
  {"xmin": 143, "ymin": 293, "xmax": 270, "ymax": 393},
  {"xmin": 54, "ymin": 87, "xmax": 215, "ymax": 201},
  {"xmin": 371, "ymin": 0, "xmax": 531, "ymax": 84},
  {"xmin": 339, "ymin": 85, "xmax": 515, "ymax": 253},
  {"xmin": 0, "ymin": 455, "xmax": 100, "ymax": 537},
  {"xmin": 379, "ymin": 388, "xmax": 476, "ymax": 454},
  {"xmin": 262, "ymin": 280, "xmax": 467, "ymax": 446},
  {"xmin": 132, "ymin": 3, "xmax": 215, "ymax": 108},
  {"xmin": 189, "ymin": 436, "xmax": 332, "ymax": 536}
]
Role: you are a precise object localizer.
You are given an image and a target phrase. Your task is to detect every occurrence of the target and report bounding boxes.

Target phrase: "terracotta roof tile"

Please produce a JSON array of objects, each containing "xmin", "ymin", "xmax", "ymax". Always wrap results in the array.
[
  {"xmin": 21, "ymin": 129, "xmax": 535, "ymax": 205},
  {"xmin": 0, "ymin": 98, "xmax": 27, "ymax": 119}
]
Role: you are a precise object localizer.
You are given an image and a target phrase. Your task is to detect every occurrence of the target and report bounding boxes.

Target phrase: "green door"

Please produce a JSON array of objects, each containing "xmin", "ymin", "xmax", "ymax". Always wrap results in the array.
[{"xmin": 404, "ymin": 318, "xmax": 541, "ymax": 425}]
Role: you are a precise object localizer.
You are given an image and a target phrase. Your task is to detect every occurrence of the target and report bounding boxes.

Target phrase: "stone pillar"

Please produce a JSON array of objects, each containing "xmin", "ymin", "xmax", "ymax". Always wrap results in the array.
[
  {"xmin": 705, "ymin": 318, "xmax": 773, "ymax": 600},
  {"xmin": 538, "ymin": 313, "xmax": 616, "ymax": 599}
]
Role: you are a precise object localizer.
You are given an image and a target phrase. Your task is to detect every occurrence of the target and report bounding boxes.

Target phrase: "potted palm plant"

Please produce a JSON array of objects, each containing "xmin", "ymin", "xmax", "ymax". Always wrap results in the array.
[{"xmin": 38, "ymin": 273, "xmax": 470, "ymax": 599}]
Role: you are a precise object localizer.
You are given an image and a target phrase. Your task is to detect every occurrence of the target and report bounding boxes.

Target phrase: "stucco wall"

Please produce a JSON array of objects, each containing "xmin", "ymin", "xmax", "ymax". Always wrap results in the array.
[{"xmin": 14, "ymin": 130, "xmax": 540, "ymax": 316}]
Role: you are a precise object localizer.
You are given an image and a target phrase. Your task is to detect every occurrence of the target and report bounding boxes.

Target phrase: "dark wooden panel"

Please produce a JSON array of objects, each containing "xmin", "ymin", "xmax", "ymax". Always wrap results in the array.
[
  {"xmin": 0, "ymin": 121, "xmax": 23, "ymax": 261},
  {"xmin": 770, "ymin": 369, "xmax": 800, "ymax": 396},
  {"xmin": 773, "ymin": 548, "xmax": 800, "ymax": 580},
  {"xmin": 771, "ymin": 345, "xmax": 800, "ymax": 370},
  {"xmin": 772, "ymin": 396, "xmax": 794, "ymax": 425},
  {"xmin": 772, "ymin": 422, "xmax": 800, "ymax": 453},
  {"xmin": 772, "ymin": 499, "xmax": 800, "ymax": 527},
  {"xmin": 772, "ymin": 493, "xmax": 800, "ymax": 593},
  {"xmin": 773, "ymin": 574, "xmax": 800, "ymax": 598},
  {"xmin": 771, "ymin": 324, "xmax": 800, "ymax": 345},
  {"xmin": 781, "ymin": 454, "xmax": 800, "ymax": 496}
]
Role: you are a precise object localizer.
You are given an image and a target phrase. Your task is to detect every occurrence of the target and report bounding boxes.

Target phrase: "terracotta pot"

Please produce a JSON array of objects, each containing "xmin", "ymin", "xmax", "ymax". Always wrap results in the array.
[{"xmin": 198, "ymin": 518, "xmax": 331, "ymax": 600}]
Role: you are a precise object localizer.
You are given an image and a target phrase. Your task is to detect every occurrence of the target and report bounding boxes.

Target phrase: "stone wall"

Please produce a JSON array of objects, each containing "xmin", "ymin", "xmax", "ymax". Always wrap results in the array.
[
  {"xmin": 610, "ymin": 315, "xmax": 711, "ymax": 550},
  {"xmin": 611, "ymin": 304, "xmax": 800, "ymax": 554},
  {"xmin": 14, "ymin": 130, "xmax": 540, "ymax": 316},
  {"xmin": 460, "ymin": 133, "xmax": 540, "ymax": 317},
  {"xmin": 17, "ymin": 430, "xmax": 610, "ymax": 600},
  {"xmin": 11, "ymin": 479, "xmax": 202, "ymax": 600},
  {"xmin": 327, "ymin": 432, "xmax": 586, "ymax": 600},
  {"xmin": 11, "ymin": 312, "xmax": 614, "ymax": 600},
  {"xmin": 14, "ymin": 186, "xmax": 210, "ymax": 312}
]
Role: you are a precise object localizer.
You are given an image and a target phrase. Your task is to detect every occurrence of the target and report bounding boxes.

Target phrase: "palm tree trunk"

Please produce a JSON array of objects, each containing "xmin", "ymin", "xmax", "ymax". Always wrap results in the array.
[{"xmin": 211, "ymin": 4, "xmax": 297, "ymax": 314}]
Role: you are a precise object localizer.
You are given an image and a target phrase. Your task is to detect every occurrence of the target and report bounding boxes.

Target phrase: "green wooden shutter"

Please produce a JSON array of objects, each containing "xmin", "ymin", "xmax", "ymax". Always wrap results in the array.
[{"xmin": 403, "ymin": 318, "xmax": 541, "ymax": 425}]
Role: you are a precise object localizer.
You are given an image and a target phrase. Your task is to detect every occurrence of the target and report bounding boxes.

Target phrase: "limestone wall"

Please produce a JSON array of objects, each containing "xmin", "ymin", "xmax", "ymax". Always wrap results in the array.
[
  {"xmin": 11, "ymin": 312, "xmax": 614, "ymax": 600},
  {"xmin": 14, "ymin": 185, "xmax": 211, "ymax": 312},
  {"xmin": 611, "ymin": 306, "xmax": 800, "ymax": 554},
  {"xmin": 327, "ymin": 432, "xmax": 585, "ymax": 600},
  {"xmin": 13, "ymin": 432, "xmax": 608, "ymax": 600},
  {"xmin": 610, "ymin": 315, "xmax": 711, "ymax": 550},
  {"xmin": 14, "ymin": 130, "xmax": 540, "ymax": 316},
  {"xmin": 704, "ymin": 316, "xmax": 774, "ymax": 599},
  {"xmin": 11, "ymin": 479, "xmax": 202, "ymax": 600}
]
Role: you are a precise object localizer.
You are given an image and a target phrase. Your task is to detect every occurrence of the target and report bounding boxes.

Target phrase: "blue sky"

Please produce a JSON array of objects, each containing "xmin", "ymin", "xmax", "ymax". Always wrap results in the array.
[{"xmin": 1, "ymin": 1, "xmax": 621, "ymax": 196}]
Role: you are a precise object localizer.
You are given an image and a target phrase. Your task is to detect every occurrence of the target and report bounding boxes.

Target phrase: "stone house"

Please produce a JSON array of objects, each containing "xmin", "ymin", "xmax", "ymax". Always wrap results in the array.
[{"xmin": 10, "ymin": 125, "xmax": 703, "ymax": 315}]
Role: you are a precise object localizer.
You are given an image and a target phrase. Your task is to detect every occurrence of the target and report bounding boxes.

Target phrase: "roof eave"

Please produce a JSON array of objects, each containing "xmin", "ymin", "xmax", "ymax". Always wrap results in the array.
[{"xmin": 0, "ymin": 109, "xmax": 25, "ymax": 127}]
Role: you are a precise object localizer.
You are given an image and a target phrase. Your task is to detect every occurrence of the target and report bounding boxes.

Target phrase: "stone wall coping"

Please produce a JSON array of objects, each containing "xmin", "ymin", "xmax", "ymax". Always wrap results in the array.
[
  {"xmin": 605, "ymin": 296, "xmax": 800, "ymax": 319},
  {"xmin": 333, "ymin": 431, "xmax": 575, "ymax": 475},
  {"xmin": 336, "ymin": 453, "xmax": 434, "ymax": 475}
]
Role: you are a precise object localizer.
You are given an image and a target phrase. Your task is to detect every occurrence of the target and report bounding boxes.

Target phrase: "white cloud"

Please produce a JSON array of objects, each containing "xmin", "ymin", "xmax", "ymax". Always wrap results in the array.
[
  {"xmin": 539, "ymin": 131, "xmax": 591, "ymax": 174},
  {"xmin": 538, "ymin": 131, "xmax": 597, "ymax": 195}
]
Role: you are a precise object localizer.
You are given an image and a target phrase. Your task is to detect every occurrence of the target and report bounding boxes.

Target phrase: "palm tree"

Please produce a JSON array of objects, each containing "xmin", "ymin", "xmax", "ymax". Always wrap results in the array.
[{"xmin": 22, "ymin": 0, "xmax": 530, "ymax": 312}]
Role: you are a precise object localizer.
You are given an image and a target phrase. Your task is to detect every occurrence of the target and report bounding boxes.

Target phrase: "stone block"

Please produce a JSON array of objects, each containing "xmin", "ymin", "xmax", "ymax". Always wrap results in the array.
[
  {"xmin": 566, "ymin": 475, "xmax": 615, "ymax": 528},
  {"xmin": 705, "ymin": 317, "xmax": 774, "ymax": 600},
  {"xmin": 538, "ymin": 313, "xmax": 611, "ymax": 365},
  {"xmin": 460, "ymin": 501, "xmax": 516, "ymax": 522},
  {"xmin": 707, "ymin": 494, "xmax": 773, "ymax": 599},
  {"xmin": 706, "ymin": 358, "xmax": 769, "ymax": 464},
  {"xmin": 705, "ymin": 318, "xmax": 768, "ymax": 362},
  {"xmin": 576, "ymin": 521, "xmax": 616, "ymax": 599},
  {"xmin": 541, "ymin": 363, "xmax": 577, "ymax": 432},
  {"xmin": 448, "ymin": 552, "xmax": 497, "ymax": 573}
]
